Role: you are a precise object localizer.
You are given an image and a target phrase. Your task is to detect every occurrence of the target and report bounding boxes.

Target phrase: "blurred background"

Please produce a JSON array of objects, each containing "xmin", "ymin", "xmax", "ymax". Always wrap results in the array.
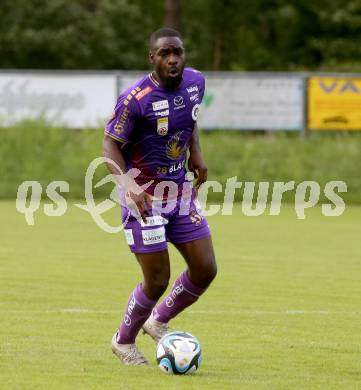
[
  {"xmin": 1, "ymin": 0, "xmax": 361, "ymax": 202},
  {"xmin": 2, "ymin": 0, "xmax": 361, "ymax": 71}
]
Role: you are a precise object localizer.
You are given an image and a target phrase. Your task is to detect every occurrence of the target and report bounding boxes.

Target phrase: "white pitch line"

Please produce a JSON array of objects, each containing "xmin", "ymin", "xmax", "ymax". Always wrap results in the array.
[{"xmin": 2, "ymin": 308, "xmax": 358, "ymax": 315}]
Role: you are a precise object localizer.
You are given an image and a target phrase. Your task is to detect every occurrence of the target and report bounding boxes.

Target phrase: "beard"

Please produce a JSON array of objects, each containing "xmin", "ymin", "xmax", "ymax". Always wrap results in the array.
[{"xmin": 163, "ymin": 73, "xmax": 183, "ymax": 89}]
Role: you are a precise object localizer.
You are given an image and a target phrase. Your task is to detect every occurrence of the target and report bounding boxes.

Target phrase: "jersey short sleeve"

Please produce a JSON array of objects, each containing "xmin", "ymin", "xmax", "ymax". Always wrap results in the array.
[{"xmin": 104, "ymin": 92, "xmax": 140, "ymax": 143}]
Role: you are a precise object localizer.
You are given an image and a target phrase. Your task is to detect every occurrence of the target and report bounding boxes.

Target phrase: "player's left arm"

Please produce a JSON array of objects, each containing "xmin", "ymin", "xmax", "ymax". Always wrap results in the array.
[{"xmin": 188, "ymin": 123, "xmax": 208, "ymax": 189}]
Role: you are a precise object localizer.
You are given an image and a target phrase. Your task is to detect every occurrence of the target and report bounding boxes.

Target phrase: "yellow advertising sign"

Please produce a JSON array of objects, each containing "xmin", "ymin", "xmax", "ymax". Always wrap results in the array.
[{"xmin": 308, "ymin": 77, "xmax": 361, "ymax": 130}]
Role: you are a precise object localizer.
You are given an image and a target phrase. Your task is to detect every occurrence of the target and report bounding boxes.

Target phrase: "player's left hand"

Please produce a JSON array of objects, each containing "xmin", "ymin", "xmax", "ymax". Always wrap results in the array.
[{"xmin": 188, "ymin": 152, "xmax": 208, "ymax": 190}]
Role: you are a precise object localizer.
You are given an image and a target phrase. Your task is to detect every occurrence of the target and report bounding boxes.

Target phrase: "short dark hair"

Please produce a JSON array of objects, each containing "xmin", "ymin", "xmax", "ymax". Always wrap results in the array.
[{"xmin": 149, "ymin": 27, "xmax": 183, "ymax": 50}]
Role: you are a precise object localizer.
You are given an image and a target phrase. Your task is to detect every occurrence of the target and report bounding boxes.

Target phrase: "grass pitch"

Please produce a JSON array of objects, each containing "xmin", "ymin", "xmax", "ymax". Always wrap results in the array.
[{"xmin": 1, "ymin": 201, "xmax": 361, "ymax": 389}]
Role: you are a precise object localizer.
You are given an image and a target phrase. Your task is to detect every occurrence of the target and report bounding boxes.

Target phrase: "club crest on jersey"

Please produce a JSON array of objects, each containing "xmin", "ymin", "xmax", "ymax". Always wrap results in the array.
[
  {"xmin": 157, "ymin": 117, "xmax": 168, "ymax": 136},
  {"xmin": 166, "ymin": 131, "xmax": 186, "ymax": 159}
]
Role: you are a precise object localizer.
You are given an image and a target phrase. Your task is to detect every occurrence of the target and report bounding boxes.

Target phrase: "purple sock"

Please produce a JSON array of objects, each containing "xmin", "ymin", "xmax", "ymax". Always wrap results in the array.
[
  {"xmin": 117, "ymin": 283, "xmax": 156, "ymax": 344},
  {"xmin": 153, "ymin": 271, "xmax": 206, "ymax": 323}
]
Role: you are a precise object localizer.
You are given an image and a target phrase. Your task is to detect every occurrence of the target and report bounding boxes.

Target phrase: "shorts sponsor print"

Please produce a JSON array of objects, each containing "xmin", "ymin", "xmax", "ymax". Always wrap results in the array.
[
  {"xmin": 141, "ymin": 226, "xmax": 166, "ymax": 246},
  {"xmin": 121, "ymin": 194, "xmax": 210, "ymax": 253}
]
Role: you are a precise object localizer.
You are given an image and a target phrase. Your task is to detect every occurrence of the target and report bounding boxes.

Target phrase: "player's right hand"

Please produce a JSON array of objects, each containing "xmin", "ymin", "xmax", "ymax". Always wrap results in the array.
[{"xmin": 125, "ymin": 189, "xmax": 152, "ymax": 223}]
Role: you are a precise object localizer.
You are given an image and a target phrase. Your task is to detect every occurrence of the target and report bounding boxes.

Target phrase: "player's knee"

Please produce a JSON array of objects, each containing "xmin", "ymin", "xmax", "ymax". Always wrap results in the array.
[
  {"xmin": 144, "ymin": 273, "xmax": 170, "ymax": 299},
  {"xmin": 192, "ymin": 259, "xmax": 217, "ymax": 288},
  {"xmin": 149, "ymin": 280, "xmax": 169, "ymax": 299},
  {"xmin": 203, "ymin": 261, "xmax": 217, "ymax": 286},
  {"xmin": 154, "ymin": 277, "xmax": 170, "ymax": 294}
]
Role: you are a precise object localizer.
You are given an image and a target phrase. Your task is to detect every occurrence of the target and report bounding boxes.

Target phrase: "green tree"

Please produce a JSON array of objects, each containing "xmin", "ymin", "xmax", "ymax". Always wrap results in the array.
[
  {"xmin": 1, "ymin": 0, "xmax": 361, "ymax": 71},
  {"xmin": 311, "ymin": 0, "xmax": 361, "ymax": 71},
  {"xmin": 0, "ymin": 0, "xmax": 163, "ymax": 69}
]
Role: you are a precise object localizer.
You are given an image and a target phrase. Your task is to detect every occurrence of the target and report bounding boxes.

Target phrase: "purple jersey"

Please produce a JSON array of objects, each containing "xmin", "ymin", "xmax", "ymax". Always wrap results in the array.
[{"xmin": 105, "ymin": 68, "xmax": 205, "ymax": 195}]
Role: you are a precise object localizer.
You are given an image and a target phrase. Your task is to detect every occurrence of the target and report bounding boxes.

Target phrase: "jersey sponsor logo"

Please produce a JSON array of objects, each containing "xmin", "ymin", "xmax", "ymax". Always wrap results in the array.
[
  {"xmin": 155, "ymin": 109, "xmax": 169, "ymax": 117},
  {"xmin": 187, "ymin": 85, "xmax": 198, "ymax": 94},
  {"xmin": 135, "ymin": 86, "xmax": 152, "ymax": 101},
  {"xmin": 142, "ymin": 226, "xmax": 166, "ymax": 245},
  {"xmin": 152, "ymin": 99, "xmax": 169, "ymax": 111},
  {"xmin": 174, "ymin": 96, "xmax": 184, "ymax": 106},
  {"xmin": 190, "ymin": 93, "xmax": 199, "ymax": 102},
  {"xmin": 114, "ymin": 107, "xmax": 130, "ymax": 133},
  {"xmin": 173, "ymin": 96, "xmax": 185, "ymax": 110},
  {"xmin": 124, "ymin": 229, "xmax": 135, "ymax": 245},
  {"xmin": 192, "ymin": 103, "xmax": 200, "ymax": 120},
  {"xmin": 157, "ymin": 117, "xmax": 168, "ymax": 136},
  {"xmin": 140, "ymin": 215, "xmax": 168, "ymax": 227}
]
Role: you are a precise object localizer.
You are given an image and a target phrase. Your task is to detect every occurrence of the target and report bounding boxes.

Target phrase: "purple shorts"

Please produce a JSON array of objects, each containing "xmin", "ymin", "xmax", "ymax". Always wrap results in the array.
[{"xmin": 121, "ymin": 193, "xmax": 211, "ymax": 253}]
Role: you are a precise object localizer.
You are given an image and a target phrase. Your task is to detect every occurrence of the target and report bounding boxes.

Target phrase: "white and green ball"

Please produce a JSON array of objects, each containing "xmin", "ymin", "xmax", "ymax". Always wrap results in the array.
[{"xmin": 156, "ymin": 331, "xmax": 202, "ymax": 375}]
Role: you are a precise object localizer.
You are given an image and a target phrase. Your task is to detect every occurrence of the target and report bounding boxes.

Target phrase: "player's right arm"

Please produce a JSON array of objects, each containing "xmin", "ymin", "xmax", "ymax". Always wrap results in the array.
[
  {"xmin": 103, "ymin": 93, "xmax": 151, "ymax": 222},
  {"xmin": 102, "ymin": 135, "xmax": 150, "ymax": 222}
]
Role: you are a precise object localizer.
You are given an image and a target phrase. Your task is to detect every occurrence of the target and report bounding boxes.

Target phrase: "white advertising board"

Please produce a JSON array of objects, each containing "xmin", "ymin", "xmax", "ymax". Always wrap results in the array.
[
  {"xmin": 0, "ymin": 73, "xmax": 117, "ymax": 128},
  {"xmin": 198, "ymin": 76, "xmax": 304, "ymax": 130}
]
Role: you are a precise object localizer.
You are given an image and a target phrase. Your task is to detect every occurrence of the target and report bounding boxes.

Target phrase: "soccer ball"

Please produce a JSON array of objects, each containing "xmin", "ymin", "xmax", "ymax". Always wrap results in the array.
[{"xmin": 156, "ymin": 331, "xmax": 202, "ymax": 375}]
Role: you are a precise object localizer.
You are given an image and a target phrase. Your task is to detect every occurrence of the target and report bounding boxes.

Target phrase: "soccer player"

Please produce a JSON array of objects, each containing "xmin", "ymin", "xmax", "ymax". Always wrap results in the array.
[{"xmin": 103, "ymin": 27, "xmax": 217, "ymax": 366}]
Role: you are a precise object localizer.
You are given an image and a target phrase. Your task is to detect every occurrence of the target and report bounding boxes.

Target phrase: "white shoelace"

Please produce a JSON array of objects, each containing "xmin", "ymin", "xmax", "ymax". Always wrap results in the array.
[{"xmin": 122, "ymin": 345, "xmax": 148, "ymax": 365}]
